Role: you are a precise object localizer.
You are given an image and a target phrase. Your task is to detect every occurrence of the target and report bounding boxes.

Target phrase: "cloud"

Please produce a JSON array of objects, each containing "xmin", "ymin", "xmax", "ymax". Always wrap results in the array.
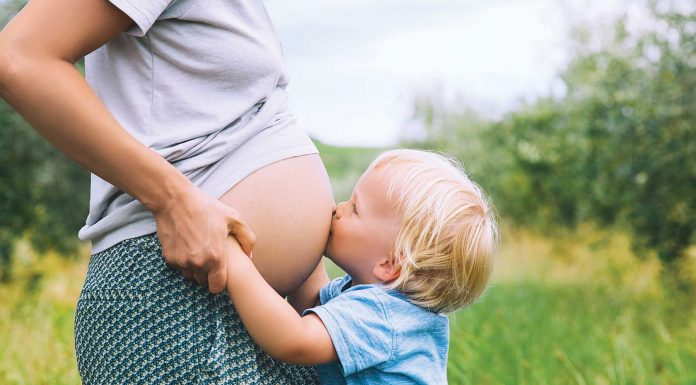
[{"xmin": 265, "ymin": 0, "xmax": 630, "ymax": 146}]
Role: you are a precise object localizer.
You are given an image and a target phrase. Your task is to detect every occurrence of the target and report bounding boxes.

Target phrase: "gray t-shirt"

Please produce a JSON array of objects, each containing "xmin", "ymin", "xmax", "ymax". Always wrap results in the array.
[
  {"xmin": 304, "ymin": 275, "xmax": 450, "ymax": 384},
  {"xmin": 78, "ymin": 0, "xmax": 318, "ymax": 254}
]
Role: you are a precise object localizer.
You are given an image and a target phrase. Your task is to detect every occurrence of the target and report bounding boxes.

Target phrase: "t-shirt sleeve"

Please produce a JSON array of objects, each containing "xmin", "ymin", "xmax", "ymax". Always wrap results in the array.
[
  {"xmin": 303, "ymin": 288, "xmax": 394, "ymax": 376},
  {"xmin": 318, "ymin": 275, "xmax": 352, "ymax": 305},
  {"xmin": 107, "ymin": 0, "xmax": 177, "ymax": 37}
]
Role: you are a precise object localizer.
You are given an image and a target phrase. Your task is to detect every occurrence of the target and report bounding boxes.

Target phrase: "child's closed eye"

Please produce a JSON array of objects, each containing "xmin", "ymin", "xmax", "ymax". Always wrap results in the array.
[{"xmin": 352, "ymin": 203, "xmax": 358, "ymax": 214}]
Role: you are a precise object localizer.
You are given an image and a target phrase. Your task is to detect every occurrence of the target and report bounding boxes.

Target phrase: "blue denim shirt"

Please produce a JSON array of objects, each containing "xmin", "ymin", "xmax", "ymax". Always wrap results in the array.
[{"xmin": 303, "ymin": 275, "xmax": 449, "ymax": 384}]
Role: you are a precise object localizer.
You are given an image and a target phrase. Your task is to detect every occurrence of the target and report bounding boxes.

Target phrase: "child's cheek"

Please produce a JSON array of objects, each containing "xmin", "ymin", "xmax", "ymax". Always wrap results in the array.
[{"xmin": 325, "ymin": 236, "xmax": 345, "ymax": 264}]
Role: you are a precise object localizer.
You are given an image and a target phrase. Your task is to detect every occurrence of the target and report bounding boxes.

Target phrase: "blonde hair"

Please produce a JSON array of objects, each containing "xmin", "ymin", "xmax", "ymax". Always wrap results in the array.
[{"xmin": 367, "ymin": 148, "xmax": 497, "ymax": 313}]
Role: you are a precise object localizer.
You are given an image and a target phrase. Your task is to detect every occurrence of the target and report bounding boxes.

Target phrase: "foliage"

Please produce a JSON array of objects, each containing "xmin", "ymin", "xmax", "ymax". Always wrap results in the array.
[
  {"xmin": 314, "ymin": 139, "xmax": 385, "ymax": 201},
  {"xmin": 0, "ymin": 97, "xmax": 90, "ymax": 281},
  {"xmin": 0, "ymin": 0, "xmax": 93, "ymax": 281},
  {"xmin": 407, "ymin": 1, "xmax": 696, "ymax": 266},
  {"xmin": 0, "ymin": 0, "xmax": 90, "ymax": 281}
]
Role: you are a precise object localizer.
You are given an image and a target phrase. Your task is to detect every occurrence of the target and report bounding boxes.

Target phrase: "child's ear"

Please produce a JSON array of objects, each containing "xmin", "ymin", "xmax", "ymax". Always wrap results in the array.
[{"xmin": 373, "ymin": 255, "xmax": 401, "ymax": 283}]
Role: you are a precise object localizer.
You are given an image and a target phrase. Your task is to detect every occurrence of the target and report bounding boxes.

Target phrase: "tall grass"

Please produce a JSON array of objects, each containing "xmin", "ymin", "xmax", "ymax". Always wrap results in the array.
[
  {"xmin": 1, "ymin": 229, "xmax": 695, "ymax": 384},
  {"xmin": 447, "ymin": 226, "xmax": 696, "ymax": 385},
  {"xmin": 449, "ymin": 282, "xmax": 695, "ymax": 385},
  {"xmin": 0, "ymin": 242, "xmax": 86, "ymax": 385}
]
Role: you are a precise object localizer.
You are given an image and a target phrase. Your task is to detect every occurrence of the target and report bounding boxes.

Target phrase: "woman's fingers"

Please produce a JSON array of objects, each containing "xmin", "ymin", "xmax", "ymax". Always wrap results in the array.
[
  {"xmin": 193, "ymin": 269, "xmax": 208, "ymax": 288},
  {"xmin": 225, "ymin": 206, "xmax": 256, "ymax": 257},
  {"xmin": 232, "ymin": 226, "xmax": 255, "ymax": 258},
  {"xmin": 207, "ymin": 251, "xmax": 228, "ymax": 294},
  {"xmin": 180, "ymin": 268, "xmax": 194, "ymax": 281},
  {"xmin": 152, "ymin": 186, "xmax": 254, "ymax": 293}
]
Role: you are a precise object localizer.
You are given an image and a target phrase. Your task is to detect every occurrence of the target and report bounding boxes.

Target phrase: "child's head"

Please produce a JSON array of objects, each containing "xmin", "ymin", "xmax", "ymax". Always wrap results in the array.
[{"xmin": 326, "ymin": 148, "xmax": 497, "ymax": 313}]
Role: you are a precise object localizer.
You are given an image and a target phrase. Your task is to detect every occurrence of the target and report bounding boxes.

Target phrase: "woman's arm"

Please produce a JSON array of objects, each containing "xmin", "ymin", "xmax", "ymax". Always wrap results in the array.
[
  {"xmin": 225, "ymin": 237, "xmax": 338, "ymax": 365},
  {"xmin": 0, "ymin": 0, "xmax": 255, "ymax": 292}
]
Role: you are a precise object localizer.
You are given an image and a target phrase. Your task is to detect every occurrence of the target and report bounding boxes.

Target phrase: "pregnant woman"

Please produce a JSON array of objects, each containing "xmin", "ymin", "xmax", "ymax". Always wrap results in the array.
[{"xmin": 0, "ymin": 0, "xmax": 334, "ymax": 383}]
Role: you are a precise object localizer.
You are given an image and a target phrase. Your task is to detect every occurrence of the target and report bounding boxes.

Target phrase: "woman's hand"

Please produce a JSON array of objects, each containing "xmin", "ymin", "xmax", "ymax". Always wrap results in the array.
[{"xmin": 152, "ymin": 183, "xmax": 256, "ymax": 294}]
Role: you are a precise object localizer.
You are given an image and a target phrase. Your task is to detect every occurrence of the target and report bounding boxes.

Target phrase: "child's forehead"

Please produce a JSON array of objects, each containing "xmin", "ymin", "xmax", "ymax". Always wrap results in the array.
[
  {"xmin": 357, "ymin": 166, "xmax": 391, "ymax": 191},
  {"xmin": 356, "ymin": 167, "xmax": 402, "ymax": 209}
]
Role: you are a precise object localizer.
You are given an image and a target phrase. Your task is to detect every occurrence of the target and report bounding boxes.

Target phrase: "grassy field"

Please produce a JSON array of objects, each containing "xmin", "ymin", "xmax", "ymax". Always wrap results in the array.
[
  {"xmin": 1, "ymin": 141, "xmax": 695, "ymax": 384},
  {"xmin": 2, "ymin": 227, "xmax": 694, "ymax": 385}
]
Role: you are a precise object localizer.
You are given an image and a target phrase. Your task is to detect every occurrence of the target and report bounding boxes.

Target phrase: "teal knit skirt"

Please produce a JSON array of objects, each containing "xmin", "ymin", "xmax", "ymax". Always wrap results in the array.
[{"xmin": 74, "ymin": 232, "xmax": 319, "ymax": 385}]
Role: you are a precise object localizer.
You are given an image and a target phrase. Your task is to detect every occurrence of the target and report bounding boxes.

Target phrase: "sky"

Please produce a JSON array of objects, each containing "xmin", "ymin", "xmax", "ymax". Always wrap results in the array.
[{"xmin": 264, "ymin": 0, "xmax": 633, "ymax": 147}]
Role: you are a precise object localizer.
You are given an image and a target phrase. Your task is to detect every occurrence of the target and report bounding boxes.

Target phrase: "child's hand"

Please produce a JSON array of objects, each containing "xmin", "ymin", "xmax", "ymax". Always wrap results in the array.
[{"xmin": 221, "ymin": 235, "xmax": 338, "ymax": 366}]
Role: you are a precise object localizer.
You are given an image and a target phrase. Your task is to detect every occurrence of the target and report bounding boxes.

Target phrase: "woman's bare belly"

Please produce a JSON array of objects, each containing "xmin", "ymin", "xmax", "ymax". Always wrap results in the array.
[{"xmin": 218, "ymin": 153, "xmax": 335, "ymax": 296}]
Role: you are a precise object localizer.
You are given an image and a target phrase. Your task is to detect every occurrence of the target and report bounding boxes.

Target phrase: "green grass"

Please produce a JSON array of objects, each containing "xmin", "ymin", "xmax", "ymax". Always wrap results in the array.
[
  {"xmin": 3, "ymin": 234, "xmax": 695, "ymax": 385},
  {"xmin": 447, "ymin": 282, "xmax": 696, "ymax": 385},
  {"xmin": 2, "ymin": 260, "xmax": 694, "ymax": 385},
  {"xmin": 0, "ymin": 252, "xmax": 84, "ymax": 385}
]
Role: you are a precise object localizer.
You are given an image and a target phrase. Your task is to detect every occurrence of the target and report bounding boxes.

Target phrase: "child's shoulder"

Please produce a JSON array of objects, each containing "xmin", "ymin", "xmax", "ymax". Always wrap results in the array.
[
  {"xmin": 309, "ymin": 275, "xmax": 450, "ymax": 383},
  {"xmin": 322, "ymin": 275, "xmax": 449, "ymax": 331}
]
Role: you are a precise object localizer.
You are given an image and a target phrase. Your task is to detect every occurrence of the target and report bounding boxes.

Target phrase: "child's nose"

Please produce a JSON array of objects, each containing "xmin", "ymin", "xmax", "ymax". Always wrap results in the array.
[{"xmin": 333, "ymin": 202, "xmax": 345, "ymax": 219}]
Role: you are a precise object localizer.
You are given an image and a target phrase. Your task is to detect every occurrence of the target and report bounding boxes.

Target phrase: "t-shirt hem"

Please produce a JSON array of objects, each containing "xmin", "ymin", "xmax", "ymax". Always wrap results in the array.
[
  {"xmin": 88, "ymin": 220, "xmax": 158, "ymax": 255},
  {"xmin": 208, "ymin": 142, "xmax": 319, "ymax": 198}
]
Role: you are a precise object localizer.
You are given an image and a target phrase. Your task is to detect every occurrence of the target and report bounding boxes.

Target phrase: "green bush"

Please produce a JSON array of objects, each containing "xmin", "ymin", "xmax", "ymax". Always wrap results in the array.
[{"xmin": 407, "ymin": 1, "xmax": 695, "ymax": 267}]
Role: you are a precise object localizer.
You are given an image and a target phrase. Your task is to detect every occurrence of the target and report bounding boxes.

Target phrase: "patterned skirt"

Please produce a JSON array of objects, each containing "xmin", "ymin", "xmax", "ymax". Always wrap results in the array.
[{"xmin": 74, "ymin": 232, "xmax": 319, "ymax": 385}]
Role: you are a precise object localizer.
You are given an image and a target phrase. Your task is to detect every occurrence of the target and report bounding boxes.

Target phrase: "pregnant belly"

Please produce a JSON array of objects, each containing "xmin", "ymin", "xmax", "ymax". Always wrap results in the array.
[{"xmin": 217, "ymin": 153, "xmax": 335, "ymax": 296}]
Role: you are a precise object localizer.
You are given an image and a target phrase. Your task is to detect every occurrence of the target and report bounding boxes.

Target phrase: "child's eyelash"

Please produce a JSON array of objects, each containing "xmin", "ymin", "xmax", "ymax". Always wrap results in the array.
[{"xmin": 352, "ymin": 203, "xmax": 358, "ymax": 214}]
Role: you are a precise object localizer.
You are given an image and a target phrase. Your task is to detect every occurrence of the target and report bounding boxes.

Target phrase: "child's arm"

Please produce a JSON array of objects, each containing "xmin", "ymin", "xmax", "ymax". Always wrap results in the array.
[
  {"xmin": 225, "ymin": 238, "xmax": 338, "ymax": 365},
  {"xmin": 287, "ymin": 259, "xmax": 330, "ymax": 314}
]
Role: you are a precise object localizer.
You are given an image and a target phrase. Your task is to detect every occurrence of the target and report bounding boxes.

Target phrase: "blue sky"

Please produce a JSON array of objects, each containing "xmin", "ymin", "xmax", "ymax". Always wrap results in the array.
[{"xmin": 264, "ymin": 0, "xmax": 632, "ymax": 147}]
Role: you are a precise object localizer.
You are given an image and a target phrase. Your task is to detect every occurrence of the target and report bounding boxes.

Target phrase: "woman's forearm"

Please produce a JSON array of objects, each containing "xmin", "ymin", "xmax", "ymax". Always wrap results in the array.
[{"xmin": 0, "ymin": 55, "xmax": 191, "ymax": 213}]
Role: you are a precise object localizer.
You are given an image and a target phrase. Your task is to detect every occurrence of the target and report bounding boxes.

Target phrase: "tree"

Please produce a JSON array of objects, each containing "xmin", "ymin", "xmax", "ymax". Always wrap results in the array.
[
  {"xmin": 407, "ymin": 0, "xmax": 695, "ymax": 269},
  {"xmin": 0, "ymin": 1, "xmax": 90, "ymax": 280}
]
